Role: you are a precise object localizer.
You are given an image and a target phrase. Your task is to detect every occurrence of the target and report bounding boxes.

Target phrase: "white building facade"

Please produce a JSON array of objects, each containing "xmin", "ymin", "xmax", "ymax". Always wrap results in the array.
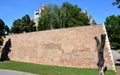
[{"xmin": 33, "ymin": 4, "xmax": 46, "ymax": 30}]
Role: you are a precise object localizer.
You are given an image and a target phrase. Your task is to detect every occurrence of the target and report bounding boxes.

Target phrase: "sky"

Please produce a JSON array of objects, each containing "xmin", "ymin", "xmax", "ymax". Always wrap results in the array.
[{"xmin": 0, "ymin": 0, "xmax": 120, "ymax": 28}]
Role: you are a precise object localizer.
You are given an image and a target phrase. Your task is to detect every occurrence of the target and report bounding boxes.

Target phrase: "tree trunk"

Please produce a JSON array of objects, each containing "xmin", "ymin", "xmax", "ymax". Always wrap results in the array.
[
  {"xmin": 98, "ymin": 67, "xmax": 104, "ymax": 75},
  {"xmin": 95, "ymin": 34, "xmax": 106, "ymax": 75}
]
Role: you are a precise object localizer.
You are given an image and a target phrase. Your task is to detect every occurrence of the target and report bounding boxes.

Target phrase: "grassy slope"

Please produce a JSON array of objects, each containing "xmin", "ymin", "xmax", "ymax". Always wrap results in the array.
[{"xmin": 0, "ymin": 61, "xmax": 116, "ymax": 75}]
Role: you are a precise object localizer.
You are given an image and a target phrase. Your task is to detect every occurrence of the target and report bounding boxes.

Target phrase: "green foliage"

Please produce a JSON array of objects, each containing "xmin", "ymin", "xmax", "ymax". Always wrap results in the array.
[
  {"xmin": 38, "ymin": 4, "xmax": 61, "ymax": 31},
  {"xmin": 113, "ymin": 0, "xmax": 120, "ymax": 8},
  {"xmin": 60, "ymin": 2, "xmax": 89, "ymax": 27},
  {"xmin": 105, "ymin": 15, "xmax": 120, "ymax": 48},
  {"xmin": 0, "ymin": 19, "xmax": 9, "ymax": 46},
  {"xmin": 38, "ymin": 2, "xmax": 90, "ymax": 31},
  {"xmin": 11, "ymin": 14, "xmax": 36, "ymax": 34},
  {"xmin": 0, "ymin": 61, "xmax": 116, "ymax": 75}
]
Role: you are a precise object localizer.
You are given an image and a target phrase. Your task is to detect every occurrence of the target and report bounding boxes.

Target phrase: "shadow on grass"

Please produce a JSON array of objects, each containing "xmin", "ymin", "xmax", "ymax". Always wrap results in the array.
[{"xmin": 0, "ymin": 38, "xmax": 11, "ymax": 61}]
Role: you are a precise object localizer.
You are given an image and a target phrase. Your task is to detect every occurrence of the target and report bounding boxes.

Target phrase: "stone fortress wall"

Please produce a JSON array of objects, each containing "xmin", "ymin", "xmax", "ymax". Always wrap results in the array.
[{"xmin": 2, "ymin": 25, "xmax": 115, "ymax": 70}]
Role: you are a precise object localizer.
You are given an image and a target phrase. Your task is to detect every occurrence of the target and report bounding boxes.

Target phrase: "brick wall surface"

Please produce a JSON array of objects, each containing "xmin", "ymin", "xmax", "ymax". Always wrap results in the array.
[{"xmin": 2, "ymin": 25, "xmax": 115, "ymax": 70}]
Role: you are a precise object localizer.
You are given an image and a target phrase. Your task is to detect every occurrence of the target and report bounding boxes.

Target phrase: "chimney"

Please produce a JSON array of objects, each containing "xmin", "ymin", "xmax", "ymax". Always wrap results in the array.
[{"xmin": 41, "ymin": 4, "xmax": 46, "ymax": 10}]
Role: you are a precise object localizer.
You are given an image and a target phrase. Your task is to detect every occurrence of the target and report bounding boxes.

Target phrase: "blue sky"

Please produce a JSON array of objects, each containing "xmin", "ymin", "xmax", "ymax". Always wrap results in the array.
[{"xmin": 0, "ymin": 0, "xmax": 120, "ymax": 28}]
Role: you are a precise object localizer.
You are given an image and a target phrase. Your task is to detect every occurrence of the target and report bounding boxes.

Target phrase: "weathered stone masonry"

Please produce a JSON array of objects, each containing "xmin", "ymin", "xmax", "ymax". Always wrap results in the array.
[{"xmin": 2, "ymin": 25, "xmax": 115, "ymax": 70}]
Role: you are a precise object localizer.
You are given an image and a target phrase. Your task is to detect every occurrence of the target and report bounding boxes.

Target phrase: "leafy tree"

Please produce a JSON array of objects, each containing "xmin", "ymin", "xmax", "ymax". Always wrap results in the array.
[
  {"xmin": 11, "ymin": 19, "xmax": 22, "ymax": 33},
  {"xmin": 11, "ymin": 14, "xmax": 36, "ymax": 33},
  {"xmin": 38, "ymin": 4, "xmax": 61, "ymax": 31},
  {"xmin": 60, "ymin": 2, "xmax": 89, "ymax": 27},
  {"xmin": 113, "ymin": 0, "xmax": 120, "ymax": 8},
  {"xmin": 105, "ymin": 15, "xmax": 120, "ymax": 48},
  {"xmin": 21, "ymin": 15, "xmax": 36, "ymax": 32},
  {"xmin": 0, "ymin": 19, "xmax": 9, "ymax": 46},
  {"xmin": 38, "ymin": 2, "xmax": 91, "ymax": 31}
]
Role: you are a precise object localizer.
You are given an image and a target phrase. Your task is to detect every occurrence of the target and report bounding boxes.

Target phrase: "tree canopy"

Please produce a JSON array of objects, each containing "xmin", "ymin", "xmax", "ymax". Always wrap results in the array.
[
  {"xmin": 0, "ymin": 19, "xmax": 9, "ymax": 46},
  {"xmin": 11, "ymin": 14, "xmax": 36, "ymax": 34},
  {"xmin": 113, "ymin": 0, "xmax": 120, "ymax": 8},
  {"xmin": 105, "ymin": 15, "xmax": 120, "ymax": 48},
  {"xmin": 38, "ymin": 2, "xmax": 93, "ymax": 31}
]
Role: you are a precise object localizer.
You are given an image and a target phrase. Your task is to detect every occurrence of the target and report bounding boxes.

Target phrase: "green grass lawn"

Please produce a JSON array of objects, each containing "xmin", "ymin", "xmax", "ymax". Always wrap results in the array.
[{"xmin": 0, "ymin": 61, "xmax": 116, "ymax": 75}]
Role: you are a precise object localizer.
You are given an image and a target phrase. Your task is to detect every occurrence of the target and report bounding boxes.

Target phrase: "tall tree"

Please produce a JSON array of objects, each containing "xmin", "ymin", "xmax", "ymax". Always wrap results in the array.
[
  {"xmin": 105, "ymin": 15, "xmax": 120, "ymax": 48},
  {"xmin": 60, "ymin": 2, "xmax": 89, "ymax": 27},
  {"xmin": 38, "ymin": 2, "xmax": 91, "ymax": 31},
  {"xmin": 11, "ymin": 14, "xmax": 36, "ymax": 33},
  {"xmin": 21, "ymin": 15, "xmax": 36, "ymax": 32},
  {"xmin": 38, "ymin": 4, "xmax": 60, "ymax": 31},
  {"xmin": 0, "ymin": 19, "xmax": 9, "ymax": 46},
  {"xmin": 11, "ymin": 19, "xmax": 22, "ymax": 33},
  {"xmin": 113, "ymin": 0, "xmax": 120, "ymax": 8}
]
